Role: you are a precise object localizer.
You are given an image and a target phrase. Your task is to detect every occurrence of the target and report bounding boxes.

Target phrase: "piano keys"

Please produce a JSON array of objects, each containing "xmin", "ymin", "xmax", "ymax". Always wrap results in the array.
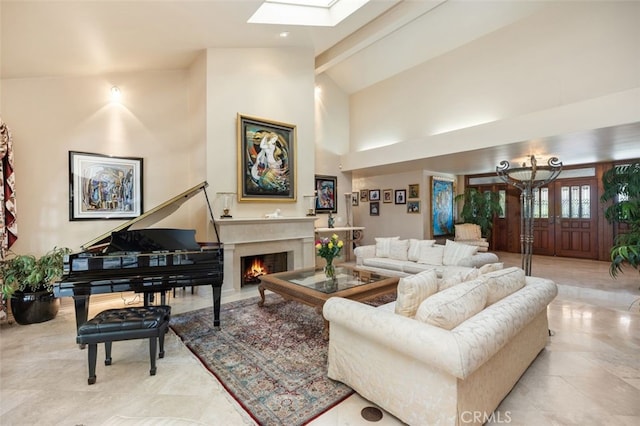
[{"xmin": 54, "ymin": 182, "xmax": 224, "ymax": 331}]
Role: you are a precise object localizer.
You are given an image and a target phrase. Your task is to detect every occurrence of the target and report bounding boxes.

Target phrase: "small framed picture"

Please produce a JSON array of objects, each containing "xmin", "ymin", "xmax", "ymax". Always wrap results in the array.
[
  {"xmin": 351, "ymin": 192, "xmax": 359, "ymax": 206},
  {"xmin": 383, "ymin": 189, "xmax": 393, "ymax": 203},
  {"xmin": 408, "ymin": 184, "xmax": 420, "ymax": 199},
  {"xmin": 369, "ymin": 189, "xmax": 380, "ymax": 201},
  {"xmin": 407, "ymin": 200, "xmax": 420, "ymax": 213},
  {"xmin": 395, "ymin": 189, "xmax": 406, "ymax": 204},
  {"xmin": 370, "ymin": 201, "xmax": 380, "ymax": 216},
  {"xmin": 360, "ymin": 189, "xmax": 369, "ymax": 202},
  {"xmin": 315, "ymin": 175, "xmax": 337, "ymax": 214}
]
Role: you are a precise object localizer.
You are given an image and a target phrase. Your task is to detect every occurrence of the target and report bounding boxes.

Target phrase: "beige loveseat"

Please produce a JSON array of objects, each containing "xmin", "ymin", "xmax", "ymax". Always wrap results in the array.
[
  {"xmin": 354, "ymin": 237, "xmax": 500, "ymax": 278},
  {"xmin": 323, "ymin": 266, "xmax": 558, "ymax": 426}
]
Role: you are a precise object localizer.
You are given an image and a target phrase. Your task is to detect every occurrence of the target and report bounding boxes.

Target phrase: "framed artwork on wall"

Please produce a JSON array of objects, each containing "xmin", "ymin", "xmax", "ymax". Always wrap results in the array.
[
  {"xmin": 383, "ymin": 189, "xmax": 392, "ymax": 203},
  {"xmin": 407, "ymin": 200, "xmax": 420, "ymax": 213},
  {"xmin": 315, "ymin": 175, "xmax": 337, "ymax": 213},
  {"xmin": 370, "ymin": 201, "xmax": 380, "ymax": 216},
  {"xmin": 351, "ymin": 192, "xmax": 359, "ymax": 206},
  {"xmin": 408, "ymin": 184, "xmax": 420, "ymax": 199},
  {"xmin": 395, "ymin": 189, "xmax": 406, "ymax": 204},
  {"xmin": 432, "ymin": 176, "xmax": 455, "ymax": 236},
  {"xmin": 237, "ymin": 113, "xmax": 296, "ymax": 201},
  {"xmin": 360, "ymin": 189, "xmax": 369, "ymax": 202},
  {"xmin": 369, "ymin": 189, "xmax": 380, "ymax": 201},
  {"xmin": 69, "ymin": 151, "xmax": 143, "ymax": 221}
]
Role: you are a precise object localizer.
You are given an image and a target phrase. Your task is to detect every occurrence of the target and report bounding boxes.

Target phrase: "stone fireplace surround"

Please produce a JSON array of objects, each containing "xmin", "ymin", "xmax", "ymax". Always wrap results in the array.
[{"xmin": 216, "ymin": 217, "xmax": 317, "ymax": 292}]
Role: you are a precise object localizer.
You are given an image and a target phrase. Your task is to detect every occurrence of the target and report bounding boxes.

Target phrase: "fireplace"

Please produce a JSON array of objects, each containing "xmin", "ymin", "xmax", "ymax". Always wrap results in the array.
[
  {"xmin": 241, "ymin": 252, "xmax": 288, "ymax": 286},
  {"xmin": 216, "ymin": 217, "xmax": 317, "ymax": 291}
]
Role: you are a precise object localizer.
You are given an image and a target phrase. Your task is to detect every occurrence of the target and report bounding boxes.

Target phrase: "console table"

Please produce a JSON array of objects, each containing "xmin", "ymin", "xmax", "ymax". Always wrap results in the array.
[{"xmin": 315, "ymin": 226, "xmax": 365, "ymax": 262}]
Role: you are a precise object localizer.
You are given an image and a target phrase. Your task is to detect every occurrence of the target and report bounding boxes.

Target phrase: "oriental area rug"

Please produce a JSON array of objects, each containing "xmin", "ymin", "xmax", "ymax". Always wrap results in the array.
[{"xmin": 170, "ymin": 293, "xmax": 395, "ymax": 426}]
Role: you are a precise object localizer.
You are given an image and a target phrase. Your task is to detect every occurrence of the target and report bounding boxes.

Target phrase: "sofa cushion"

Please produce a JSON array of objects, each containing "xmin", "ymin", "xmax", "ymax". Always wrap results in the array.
[
  {"xmin": 363, "ymin": 257, "xmax": 406, "ymax": 272},
  {"xmin": 442, "ymin": 240, "xmax": 478, "ymax": 266},
  {"xmin": 479, "ymin": 262, "xmax": 504, "ymax": 274},
  {"xmin": 388, "ymin": 239, "xmax": 410, "ymax": 261},
  {"xmin": 481, "ymin": 266, "xmax": 526, "ymax": 305},
  {"xmin": 415, "ymin": 279, "xmax": 488, "ymax": 330},
  {"xmin": 375, "ymin": 237, "xmax": 400, "ymax": 258},
  {"xmin": 395, "ymin": 270, "xmax": 438, "ymax": 318},
  {"xmin": 416, "ymin": 244, "xmax": 444, "ymax": 266},
  {"xmin": 458, "ymin": 251, "xmax": 500, "ymax": 268},
  {"xmin": 402, "ymin": 262, "xmax": 437, "ymax": 275},
  {"xmin": 407, "ymin": 239, "xmax": 436, "ymax": 261}
]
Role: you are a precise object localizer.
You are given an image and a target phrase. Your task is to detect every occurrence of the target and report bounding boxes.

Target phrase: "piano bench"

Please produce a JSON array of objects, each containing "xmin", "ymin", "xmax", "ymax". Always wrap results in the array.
[{"xmin": 76, "ymin": 305, "xmax": 171, "ymax": 385}]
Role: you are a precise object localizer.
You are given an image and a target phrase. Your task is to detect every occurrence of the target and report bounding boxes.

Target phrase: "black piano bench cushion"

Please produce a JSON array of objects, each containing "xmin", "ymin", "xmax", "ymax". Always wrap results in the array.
[{"xmin": 76, "ymin": 306, "xmax": 171, "ymax": 385}]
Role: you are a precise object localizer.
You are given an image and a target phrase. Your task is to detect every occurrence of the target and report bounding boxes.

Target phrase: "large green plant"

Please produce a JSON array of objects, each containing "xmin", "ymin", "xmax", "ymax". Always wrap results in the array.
[
  {"xmin": 454, "ymin": 188, "xmax": 503, "ymax": 239},
  {"xmin": 600, "ymin": 161, "xmax": 640, "ymax": 278},
  {"xmin": 1, "ymin": 247, "xmax": 71, "ymax": 296}
]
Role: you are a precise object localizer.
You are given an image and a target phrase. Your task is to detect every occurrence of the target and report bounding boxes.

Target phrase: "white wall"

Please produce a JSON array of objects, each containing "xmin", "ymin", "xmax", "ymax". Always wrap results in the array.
[
  {"xmin": 1, "ymin": 71, "xmax": 200, "ymax": 255},
  {"xmin": 187, "ymin": 52, "xmax": 211, "ymax": 240},
  {"xmin": 343, "ymin": 1, "xmax": 640, "ymax": 169},
  {"xmin": 352, "ymin": 169, "xmax": 455, "ymax": 245},
  {"xmin": 203, "ymin": 47, "xmax": 316, "ymax": 223},
  {"xmin": 314, "ymin": 73, "xmax": 351, "ymax": 228}
]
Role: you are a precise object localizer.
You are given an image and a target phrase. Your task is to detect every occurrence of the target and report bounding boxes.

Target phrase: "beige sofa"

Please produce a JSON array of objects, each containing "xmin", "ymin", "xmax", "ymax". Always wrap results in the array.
[
  {"xmin": 354, "ymin": 237, "xmax": 500, "ymax": 278},
  {"xmin": 323, "ymin": 267, "xmax": 558, "ymax": 426}
]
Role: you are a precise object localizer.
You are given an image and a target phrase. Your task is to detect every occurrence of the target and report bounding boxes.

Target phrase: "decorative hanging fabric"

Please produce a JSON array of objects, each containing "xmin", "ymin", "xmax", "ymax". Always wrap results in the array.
[{"xmin": 0, "ymin": 118, "xmax": 18, "ymax": 260}]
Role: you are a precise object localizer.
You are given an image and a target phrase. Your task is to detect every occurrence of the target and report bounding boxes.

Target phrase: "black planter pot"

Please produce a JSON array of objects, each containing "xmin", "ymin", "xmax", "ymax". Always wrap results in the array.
[{"xmin": 10, "ymin": 290, "xmax": 60, "ymax": 325}]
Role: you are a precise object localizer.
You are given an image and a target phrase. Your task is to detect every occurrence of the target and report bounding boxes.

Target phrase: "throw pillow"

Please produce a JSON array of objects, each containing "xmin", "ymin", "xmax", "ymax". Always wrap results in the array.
[
  {"xmin": 415, "ymin": 279, "xmax": 488, "ymax": 330},
  {"xmin": 442, "ymin": 239, "xmax": 478, "ymax": 266},
  {"xmin": 375, "ymin": 236, "xmax": 400, "ymax": 258},
  {"xmin": 438, "ymin": 268, "xmax": 480, "ymax": 291},
  {"xmin": 416, "ymin": 244, "xmax": 444, "ymax": 266},
  {"xmin": 481, "ymin": 266, "xmax": 526, "ymax": 305},
  {"xmin": 454, "ymin": 224, "xmax": 482, "ymax": 240},
  {"xmin": 437, "ymin": 273, "xmax": 464, "ymax": 291},
  {"xmin": 388, "ymin": 239, "xmax": 410, "ymax": 261},
  {"xmin": 407, "ymin": 239, "xmax": 436, "ymax": 262},
  {"xmin": 479, "ymin": 262, "xmax": 505, "ymax": 274},
  {"xmin": 394, "ymin": 270, "xmax": 439, "ymax": 318}
]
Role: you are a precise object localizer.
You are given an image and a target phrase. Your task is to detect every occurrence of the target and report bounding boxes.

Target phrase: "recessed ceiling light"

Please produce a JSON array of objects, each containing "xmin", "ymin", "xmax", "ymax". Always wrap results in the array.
[{"xmin": 279, "ymin": 31, "xmax": 290, "ymax": 38}]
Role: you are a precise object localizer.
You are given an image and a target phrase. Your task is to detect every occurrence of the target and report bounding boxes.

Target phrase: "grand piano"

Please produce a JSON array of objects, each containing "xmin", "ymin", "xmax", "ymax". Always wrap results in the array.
[{"xmin": 54, "ymin": 181, "xmax": 223, "ymax": 332}]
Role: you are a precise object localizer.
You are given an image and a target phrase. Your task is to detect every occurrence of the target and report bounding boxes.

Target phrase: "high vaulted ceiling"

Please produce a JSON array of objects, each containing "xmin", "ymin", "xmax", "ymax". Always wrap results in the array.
[
  {"xmin": 2, "ymin": 0, "xmax": 639, "ymax": 175},
  {"xmin": 2, "ymin": 0, "xmax": 539, "ymax": 91}
]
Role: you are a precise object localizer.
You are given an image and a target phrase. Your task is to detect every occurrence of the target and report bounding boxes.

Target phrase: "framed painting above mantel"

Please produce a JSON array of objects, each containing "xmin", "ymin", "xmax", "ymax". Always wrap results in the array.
[
  {"xmin": 69, "ymin": 151, "xmax": 143, "ymax": 220},
  {"xmin": 237, "ymin": 114, "xmax": 296, "ymax": 202}
]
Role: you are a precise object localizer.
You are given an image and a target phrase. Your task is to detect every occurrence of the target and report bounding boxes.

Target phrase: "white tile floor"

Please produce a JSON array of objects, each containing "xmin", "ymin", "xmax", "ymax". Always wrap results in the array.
[{"xmin": 1, "ymin": 252, "xmax": 638, "ymax": 425}]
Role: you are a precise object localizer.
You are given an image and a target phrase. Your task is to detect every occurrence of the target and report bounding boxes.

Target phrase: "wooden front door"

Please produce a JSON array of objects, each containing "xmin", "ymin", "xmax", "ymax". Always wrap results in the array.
[
  {"xmin": 531, "ymin": 178, "xmax": 599, "ymax": 259},
  {"xmin": 553, "ymin": 179, "xmax": 599, "ymax": 259}
]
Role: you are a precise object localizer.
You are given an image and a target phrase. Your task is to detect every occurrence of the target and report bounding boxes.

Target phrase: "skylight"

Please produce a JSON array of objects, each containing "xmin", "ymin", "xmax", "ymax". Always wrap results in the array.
[
  {"xmin": 248, "ymin": 0, "xmax": 370, "ymax": 27},
  {"xmin": 268, "ymin": 1, "xmax": 338, "ymax": 7}
]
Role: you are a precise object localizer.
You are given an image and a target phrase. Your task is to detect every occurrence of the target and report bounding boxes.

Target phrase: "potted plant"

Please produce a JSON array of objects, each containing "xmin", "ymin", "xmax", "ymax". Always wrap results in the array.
[
  {"xmin": 0, "ymin": 246, "xmax": 71, "ymax": 324},
  {"xmin": 454, "ymin": 188, "xmax": 503, "ymax": 239},
  {"xmin": 600, "ymin": 161, "xmax": 640, "ymax": 279}
]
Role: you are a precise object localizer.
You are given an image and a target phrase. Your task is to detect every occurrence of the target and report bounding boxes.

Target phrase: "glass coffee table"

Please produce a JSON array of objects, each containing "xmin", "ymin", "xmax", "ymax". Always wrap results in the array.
[{"xmin": 258, "ymin": 264, "xmax": 398, "ymax": 339}]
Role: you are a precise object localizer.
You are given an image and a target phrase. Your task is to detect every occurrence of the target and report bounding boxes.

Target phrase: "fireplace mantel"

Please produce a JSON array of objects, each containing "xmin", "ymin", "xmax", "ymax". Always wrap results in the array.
[{"xmin": 216, "ymin": 217, "xmax": 317, "ymax": 291}]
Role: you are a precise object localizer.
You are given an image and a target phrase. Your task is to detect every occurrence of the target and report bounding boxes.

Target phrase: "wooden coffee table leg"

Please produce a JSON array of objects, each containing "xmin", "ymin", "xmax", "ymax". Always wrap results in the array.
[{"xmin": 258, "ymin": 284, "xmax": 266, "ymax": 307}]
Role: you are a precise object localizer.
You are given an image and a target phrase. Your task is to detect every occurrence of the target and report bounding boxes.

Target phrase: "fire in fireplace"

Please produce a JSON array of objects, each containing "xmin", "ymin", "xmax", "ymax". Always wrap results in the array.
[{"xmin": 241, "ymin": 252, "xmax": 288, "ymax": 286}]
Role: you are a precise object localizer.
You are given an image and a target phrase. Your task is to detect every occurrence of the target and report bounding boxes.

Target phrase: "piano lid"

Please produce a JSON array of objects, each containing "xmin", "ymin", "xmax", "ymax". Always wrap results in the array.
[{"xmin": 81, "ymin": 181, "xmax": 212, "ymax": 251}]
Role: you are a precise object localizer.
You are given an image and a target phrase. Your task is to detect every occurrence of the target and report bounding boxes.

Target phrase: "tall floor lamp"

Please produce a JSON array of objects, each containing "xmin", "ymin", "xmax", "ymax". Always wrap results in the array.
[{"xmin": 496, "ymin": 155, "xmax": 562, "ymax": 276}]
